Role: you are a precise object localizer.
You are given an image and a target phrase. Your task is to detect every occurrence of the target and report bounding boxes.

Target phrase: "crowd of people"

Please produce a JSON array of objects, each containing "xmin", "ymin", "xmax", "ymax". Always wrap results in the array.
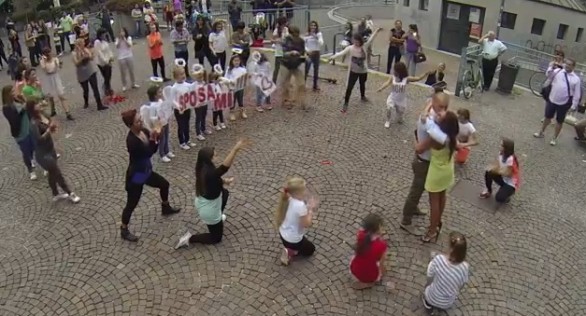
[{"xmin": 9, "ymin": 2, "xmax": 586, "ymax": 313}]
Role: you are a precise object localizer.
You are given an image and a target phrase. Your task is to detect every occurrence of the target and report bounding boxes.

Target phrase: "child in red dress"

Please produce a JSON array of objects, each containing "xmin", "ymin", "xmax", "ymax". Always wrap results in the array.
[{"xmin": 350, "ymin": 214, "xmax": 387, "ymax": 289}]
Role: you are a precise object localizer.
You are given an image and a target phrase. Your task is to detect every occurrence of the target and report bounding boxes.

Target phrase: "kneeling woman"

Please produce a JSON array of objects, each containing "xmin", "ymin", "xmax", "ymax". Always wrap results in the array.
[
  {"xmin": 175, "ymin": 139, "xmax": 250, "ymax": 249},
  {"xmin": 480, "ymin": 138, "xmax": 520, "ymax": 203},
  {"xmin": 120, "ymin": 109, "xmax": 181, "ymax": 242},
  {"xmin": 275, "ymin": 177, "xmax": 317, "ymax": 266}
]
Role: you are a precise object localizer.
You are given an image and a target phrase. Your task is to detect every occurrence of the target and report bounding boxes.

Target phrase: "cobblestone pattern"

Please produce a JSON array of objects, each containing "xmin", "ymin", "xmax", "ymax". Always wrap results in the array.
[{"xmin": 0, "ymin": 36, "xmax": 585, "ymax": 315}]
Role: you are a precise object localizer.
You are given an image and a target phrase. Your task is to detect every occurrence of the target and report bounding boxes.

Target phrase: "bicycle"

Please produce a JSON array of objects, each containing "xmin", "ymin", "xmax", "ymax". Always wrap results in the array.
[
  {"xmin": 529, "ymin": 59, "xmax": 550, "ymax": 97},
  {"xmin": 461, "ymin": 58, "xmax": 484, "ymax": 99}
]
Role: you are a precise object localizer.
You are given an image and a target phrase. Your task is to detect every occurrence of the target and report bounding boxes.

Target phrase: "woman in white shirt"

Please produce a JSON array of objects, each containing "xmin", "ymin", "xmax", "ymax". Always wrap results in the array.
[
  {"xmin": 304, "ymin": 21, "xmax": 323, "ymax": 91},
  {"xmin": 94, "ymin": 28, "xmax": 114, "ymax": 97},
  {"xmin": 115, "ymin": 28, "xmax": 139, "ymax": 92},
  {"xmin": 274, "ymin": 177, "xmax": 317, "ymax": 266},
  {"xmin": 209, "ymin": 20, "xmax": 229, "ymax": 71},
  {"xmin": 271, "ymin": 16, "xmax": 289, "ymax": 83},
  {"xmin": 424, "ymin": 231, "xmax": 469, "ymax": 312}
]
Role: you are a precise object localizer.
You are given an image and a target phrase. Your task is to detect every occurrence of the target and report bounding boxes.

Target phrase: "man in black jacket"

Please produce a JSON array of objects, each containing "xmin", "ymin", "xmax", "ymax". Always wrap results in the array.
[{"xmin": 280, "ymin": 26, "xmax": 306, "ymax": 109}]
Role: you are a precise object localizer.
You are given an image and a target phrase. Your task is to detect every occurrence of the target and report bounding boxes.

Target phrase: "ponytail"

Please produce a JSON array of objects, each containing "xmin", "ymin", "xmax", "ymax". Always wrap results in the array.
[
  {"xmin": 355, "ymin": 232, "xmax": 373, "ymax": 255},
  {"xmin": 274, "ymin": 190, "xmax": 290, "ymax": 228}
]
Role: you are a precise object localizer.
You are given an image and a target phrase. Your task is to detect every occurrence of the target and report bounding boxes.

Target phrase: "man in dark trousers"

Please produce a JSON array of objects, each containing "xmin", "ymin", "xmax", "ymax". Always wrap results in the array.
[{"xmin": 478, "ymin": 31, "xmax": 506, "ymax": 91}]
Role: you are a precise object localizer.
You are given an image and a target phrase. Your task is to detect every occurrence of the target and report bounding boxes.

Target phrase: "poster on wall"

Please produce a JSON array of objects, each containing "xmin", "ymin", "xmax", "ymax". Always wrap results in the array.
[
  {"xmin": 470, "ymin": 23, "xmax": 482, "ymax": 39},
  {"xmin": 446, "ymin": 3, "xmax": 460, "ymax": 20},
  {"xmin": 469, "ymin": 7, "xmax": 481, "ymax": 24}
]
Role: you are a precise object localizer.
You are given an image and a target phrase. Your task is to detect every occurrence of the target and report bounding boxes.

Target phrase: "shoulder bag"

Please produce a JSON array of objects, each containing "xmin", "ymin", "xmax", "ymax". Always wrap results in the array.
[{"xmin": 541, "ymin": 68, "xmax": 562, "ymax": 101}]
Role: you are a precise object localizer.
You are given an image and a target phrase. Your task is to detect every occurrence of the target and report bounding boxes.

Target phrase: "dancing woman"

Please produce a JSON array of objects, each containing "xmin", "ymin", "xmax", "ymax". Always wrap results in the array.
[
  {"xmin": 94, "ymin": 28, "xmax": 115, "ymax": 98},
  {"xmin": 73, "ymin": 39, "xmax": 106, "ymax": 111},
  {"xmin": 40, "ymin": 48, "xmax": 73, "ymax": 120},
  {"xmin": 175, "ymin": 140, "xmax": 250, "ymax": 249},
  {"xmin": 27, "ymin": 100, "xmax": 80, "ymax": 203},
  {"xmin": 415, "ymin": 111, "xmax": 459, "ymax": 242},
  {"xmin": 271, "ymin": 16, "xmax": 289, "ymax": 82},
  {"xmin": 120, "ymin": 108, "xmax": 181, "ymax": 242},
  {"xmin": 2, "ymin": 85, "xmax": 36, "ymax": 180},
  {"xmin": 192, "ymin": 15, "xmax": 215, "ymax": 67},
  {"xmin": 304, "ymin": 20, "xmax": 323, "ymax": 91},
  {"xmin": 115, "ymin": 28, "xmax": 140, "ymax": 92},
  {"xmin": 329, "ymin": 28, "xmax": 382, "ymax": 113}
]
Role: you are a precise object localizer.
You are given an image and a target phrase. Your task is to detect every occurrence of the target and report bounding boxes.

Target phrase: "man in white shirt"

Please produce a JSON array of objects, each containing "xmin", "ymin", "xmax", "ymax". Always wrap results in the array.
[
  {"xmin": 478, "ymin": 31, "xmax": 506, "ymax": 91},
  {"xmin": 400, "ymin": 92, "xmax": 449, "ymax": 232},
  {"xmin": 534, "ymin": 58, "xmax": 582, "ymax": 146}
]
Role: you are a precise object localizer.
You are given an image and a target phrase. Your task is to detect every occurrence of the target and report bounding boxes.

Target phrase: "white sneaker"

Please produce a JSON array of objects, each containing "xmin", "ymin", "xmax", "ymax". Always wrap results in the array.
[
  {"xmin": 30, "ymin": 172, "xmax": 37, "ymax": 180},
  {"xmin": 122, "ymin": 86, "xmax": 127, "ymax": 92},
  {"xmin": 197, "ymin": 135, "xmax": 206, "ymax": 141},
  {"xmin": 161, "ymin": 156, "xmax": 172, "ymax": 163},
  {"xmin": 280, "ymin": 248, "xmax": 290, "ymax": 266},
  {"xmin": 220, "ymin": 123, "xmax": 227, "ymax": 129},
  {"xmin": 533, "ymin": 132, "xmax": 544, "ymax": 138},
  {"xmin": 175, "ymin": 232, "xmax": 192, "ymax": 249},
  {"xmin": 180, "ymin": 144, "xmax": 190, "ymax": 150},
  {"xmin": 68, "ymin": 193, "xmax": 81, "ymax": 203},
  {"xmin": 132, "ymin": 84, "xmax": 140, "ymax": 89},
  {"xmin": 222, "ymin": 214, "xmax": 227, "ymax": 222},
  {"xmin": 204, "ymin": 130, "xmax": 212, "ymax": 135},
  {"xmin": 52, "ymin": 193, "xmax": 69, "ymax": 202},
  {"xmin": 214, "ymin": 125, "xmax": 221, "ymax": 131},
  {"xmin": 189, "ymin": 142, "xmax": 197, "ymax": 147},
  {"xmin": 384, "ymin": 121, "xmax": 391, "ymax": 128},
  {"xmin": 43, "ymin": 170, "xmax": 48, "ymax": 177},
  {"xmin": 167, "ymin": 152, "xmax": 176, "ymax": 158},
  {"xmin": 550, "ymin": 138, "xmax": 557, "ymax": 146},
  {"xmin": 31, "ymin": 160, "xmax": 36, "ymax": 168}
]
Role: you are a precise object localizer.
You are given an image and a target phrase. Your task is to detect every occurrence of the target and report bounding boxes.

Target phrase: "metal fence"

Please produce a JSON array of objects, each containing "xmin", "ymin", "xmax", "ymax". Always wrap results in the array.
[{"xmin": 455, "ymin": 41, "xmax": 586, "ymax": 97}]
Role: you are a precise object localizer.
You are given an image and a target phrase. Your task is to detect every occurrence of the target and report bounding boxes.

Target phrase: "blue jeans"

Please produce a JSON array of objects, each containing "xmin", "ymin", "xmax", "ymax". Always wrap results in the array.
[
  {"xmin": 195, "ymin": 105, "xmax": 208, "ymax": 136},
  {"xmin": 255, "ymin": 87, "xmax": 268, "ymax": 107},
  {"xmin": 405, "ymin": 52, "xmax": 417, "ymax": 76},
  {"xmin": 134, "ymin": 20, "xmax": 142, "ymax": 37},
  {"xmin": 158, "ymin": 124, "xmax": 170, "ymax": 157},
  {"xmin": 16, "ymin": 134, "xmax": 34, "ymax": 172}
]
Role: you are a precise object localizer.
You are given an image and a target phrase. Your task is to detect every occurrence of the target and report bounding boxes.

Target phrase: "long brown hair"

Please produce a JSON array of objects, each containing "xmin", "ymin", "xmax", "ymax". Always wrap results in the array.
[
  {"xmin": 1, "ymin": 85, "xmax": 14, "ymax": 105},
  {"xmin": 437, "ymin": 111, "xmax": 459, "ymax": 158},
  {"xmin": 274, "ymin": 177, "xmax": 306, "ymax": 228},
  {"xmin": 355, "ymin": 214, "xmax": 383, "ymax": 255},
  {"xmin": 448, "ymin": 231, "xmax": 467, "ymax": 263},
  {"xmin": 195, "ymin": 147, "xmax": 215, "ymax": 197}
]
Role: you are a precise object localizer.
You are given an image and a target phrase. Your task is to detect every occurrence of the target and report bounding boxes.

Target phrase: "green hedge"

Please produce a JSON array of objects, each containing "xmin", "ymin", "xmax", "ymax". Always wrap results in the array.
[
  {"xmin": 105, "ymin": 0, "xmax": 144, "ymax": 14},
  {"xmin": 12, "ymin": 1, "xmax": 89, "ymax": 23}
]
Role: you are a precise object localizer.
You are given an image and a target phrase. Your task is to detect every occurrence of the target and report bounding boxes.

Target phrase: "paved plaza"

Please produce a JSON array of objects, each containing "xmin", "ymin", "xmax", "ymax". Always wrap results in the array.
[{"xmin": 1, "ymin": 35, "xmax": 586, "ymax": 316}]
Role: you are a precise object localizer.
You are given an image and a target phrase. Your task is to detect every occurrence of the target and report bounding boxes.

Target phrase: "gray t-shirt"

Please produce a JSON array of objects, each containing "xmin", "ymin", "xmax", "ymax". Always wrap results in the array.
[
  {"xmin": 75, "ymin": 56, "xmax": 97, "ymax": 83},
  {"xmin": 349, "ymin": 46, "xmax": 367, "ymax": 74}
]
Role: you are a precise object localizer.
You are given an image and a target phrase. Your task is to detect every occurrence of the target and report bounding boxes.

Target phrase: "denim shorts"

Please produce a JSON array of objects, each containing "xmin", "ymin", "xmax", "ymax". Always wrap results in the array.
[{"xmin": 545, "ymin": 100, "xmax": 572, "ymax": 124}]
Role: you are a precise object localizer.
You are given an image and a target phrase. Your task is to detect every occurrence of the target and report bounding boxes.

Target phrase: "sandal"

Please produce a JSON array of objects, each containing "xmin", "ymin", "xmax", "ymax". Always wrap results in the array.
[{"xmin": 479, "ymin": 191, "xmax": 491, "ymax": 199}]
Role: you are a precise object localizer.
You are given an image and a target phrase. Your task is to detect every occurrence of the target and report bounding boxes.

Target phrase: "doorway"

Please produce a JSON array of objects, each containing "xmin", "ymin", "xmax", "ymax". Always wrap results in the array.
[{"xmin": 439, "ymin": 1, "xmax": 485, "ymax": 54}]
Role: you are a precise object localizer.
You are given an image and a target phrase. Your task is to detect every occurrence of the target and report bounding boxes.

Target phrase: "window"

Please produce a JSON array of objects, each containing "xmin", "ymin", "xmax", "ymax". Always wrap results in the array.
[
  {"xmin": 576, "ymin": 28, "xmax": 584, "ymax": 42},
  {"xmin": 500, "ymin": 12, "xmax": 517, "ymax": 30},
  {"xmin": 557, "ymin": 24, "xmax": 569, "ymax": 39},
  {"xmin": 419, "ymin": 0, "xmax": 429, "ymax": 10},
  {"xmin": 531, "ymin": 18, "xmax": 546, "ymax": 35},
  {"xmin": 403, "ymin": 0, "xmax": 410, "ymax": 6}
]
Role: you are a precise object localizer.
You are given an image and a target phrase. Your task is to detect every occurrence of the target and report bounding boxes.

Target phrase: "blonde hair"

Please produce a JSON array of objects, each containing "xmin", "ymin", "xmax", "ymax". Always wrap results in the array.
[
  {"xmin": 274, "ymin": 177, "xmax": 306, "ymax": 228},
  {"xmin": 173, "ymin": 66, "xmax": 185, "ymax": 80}
]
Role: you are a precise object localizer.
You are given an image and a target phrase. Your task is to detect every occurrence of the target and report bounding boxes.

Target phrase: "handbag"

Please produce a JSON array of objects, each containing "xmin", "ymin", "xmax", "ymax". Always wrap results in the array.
[{"xmin": 415, "ymin": 51, "xmax": 426, "ymax": 64}]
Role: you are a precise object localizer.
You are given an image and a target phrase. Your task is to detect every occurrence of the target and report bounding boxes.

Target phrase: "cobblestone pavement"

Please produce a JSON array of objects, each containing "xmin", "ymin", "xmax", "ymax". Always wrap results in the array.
[{"xmin": 1, "ymin": 36, "xmax": 586, "ymax": 316}]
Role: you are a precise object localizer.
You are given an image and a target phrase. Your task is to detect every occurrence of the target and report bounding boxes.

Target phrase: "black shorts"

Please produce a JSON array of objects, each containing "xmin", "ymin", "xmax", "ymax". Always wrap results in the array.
[{"xmin": 545, "ymin": 100, "xmax": 572, "ymax": 124}]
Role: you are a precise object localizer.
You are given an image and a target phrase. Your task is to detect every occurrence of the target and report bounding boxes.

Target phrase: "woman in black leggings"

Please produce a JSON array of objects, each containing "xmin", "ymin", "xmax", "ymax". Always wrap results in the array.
[
  {"xmin": 480, "ymin": 138, "xmax": 520, "ymax": 203},
  {"xmin": 175, "ymin": 139, "xmax": 250, "ymax": 249},
  {"xmin": 120, "ymin": 108, "xmax": 181, "ymax": 242},
  {"xmin": 73, "ymin": 39, "xmax": 106, "ymax": 110}
]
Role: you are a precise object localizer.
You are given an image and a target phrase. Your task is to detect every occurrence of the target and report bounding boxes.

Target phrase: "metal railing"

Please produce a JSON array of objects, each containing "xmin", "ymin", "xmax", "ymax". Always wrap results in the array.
[{"xmin": 455, "ymin": 41, "xmax": 586, "ymax": 97}]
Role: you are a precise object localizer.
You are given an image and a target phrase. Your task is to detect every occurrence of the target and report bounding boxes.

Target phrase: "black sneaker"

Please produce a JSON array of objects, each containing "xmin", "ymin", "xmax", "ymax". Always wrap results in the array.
[
  {"xmin": 97, "ymin": 106, "xmax": 109, "ymax": 111},
  {"xmin": 66, "ymin": 113, "xmax": 74, "ymax": 121},
  {"xmin": 161, "ymin": 203, "xmax": 181, "ymax": 216},
  {"xmin": 83, "ymin": 103, "xmax": 89, "ymax": 109},
  {"xmin": 120, "ymin": 227, "xmax": 138, "ymax": 242},
  {"xmin": 50, "ymin": 111, "xmax": 57, "ymax": 117},
  {"xmin": 360, "ymin": 97, "xmax": 369, "ymax": 103}
]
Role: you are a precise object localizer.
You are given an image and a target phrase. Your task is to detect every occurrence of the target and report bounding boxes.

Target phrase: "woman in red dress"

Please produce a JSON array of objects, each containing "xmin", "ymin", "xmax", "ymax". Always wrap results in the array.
[{"xmin": 349, "ymin": 214, "xmax": 387, "ymax": 289}]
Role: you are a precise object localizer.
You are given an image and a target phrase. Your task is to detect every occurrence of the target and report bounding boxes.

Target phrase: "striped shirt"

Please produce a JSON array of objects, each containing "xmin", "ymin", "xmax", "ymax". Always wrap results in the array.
[{"xmin": 425, "ymin": 254, "xmax": 469, "ymax": 309}]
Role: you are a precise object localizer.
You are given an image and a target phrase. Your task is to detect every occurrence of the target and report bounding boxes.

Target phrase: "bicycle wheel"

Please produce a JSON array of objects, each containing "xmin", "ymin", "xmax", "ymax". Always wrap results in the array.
[
  {"xmin": 462, "ymin": 70, "xmax": 474, "ymax": 99},
  {"xmin": 529, "ymin": 71, "xmax": 547, "ymax": 97}
]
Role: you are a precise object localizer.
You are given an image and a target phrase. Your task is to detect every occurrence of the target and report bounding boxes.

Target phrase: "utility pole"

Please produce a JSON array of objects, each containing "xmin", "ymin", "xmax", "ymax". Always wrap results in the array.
[{"xmin": 496, "ymin": 0, "xmax": 505, "ymax": 37}]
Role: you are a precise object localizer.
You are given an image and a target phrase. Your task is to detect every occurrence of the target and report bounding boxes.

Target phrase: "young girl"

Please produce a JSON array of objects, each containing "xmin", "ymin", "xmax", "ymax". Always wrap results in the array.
[
  {"xmin": 455, "ymin": 108, "xmax": 478, "ymax": 164},
  {"xmin": 424, "ymin": 232, "xmax": 469, "ymax": 312},
  {"xmin": 193, "ymin": 68, "xmax": 211, "ymax": 141},
  {"xmin": 349, "ymin": 214, "xmax": 387, "ymax": 290},
  {"xmin": 275, "ymin": 177, "xmax": 317, "ymax": 266},
  {"xmin": 209, "ymin": 21, "xmax": 228, "ymax": 70},
  {"xmin": 304, "ymin": 21, "xmax": 324, "ymax": 91},
  {"xmin": 480, "ymin": 138, "xmax": 520, "ymax": 203},
  {"xmin": 40, "ymin": 48, "xmax": 72, "ymax": 120},
  {"xmin": 171, "ymin": 65, "xmax": 194, "ymax": 150},
  {"xmin": 115, "ymin": 28, "xmax": 139, "ymax": 92},
  {"xmin": 376, "ymin": 61, "xmax": 426, "ymax": 127},
  {"xmin": 250, "ymin": 52, "xmax": 272, "ymax": 112},
  {"xmin": 225, "ymin": 54, "xmax": 248, "ymax": 121},
  {"xmin": 208, "ymin": 70, "xmax": 227, "ymax": 130},
  {"xmin": 141, "ymin": 85, "xmax": 174, "ymax": 162},
  {"xmin": 329, "ymin": 29, "xmax": 382, "ymax": 113}
]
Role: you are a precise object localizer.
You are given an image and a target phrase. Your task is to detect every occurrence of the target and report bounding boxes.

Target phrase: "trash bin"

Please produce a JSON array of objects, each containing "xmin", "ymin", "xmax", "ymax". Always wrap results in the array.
[{"xmin": 496, "ymin": 62, "xmax": 520, "ymax": 94}]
